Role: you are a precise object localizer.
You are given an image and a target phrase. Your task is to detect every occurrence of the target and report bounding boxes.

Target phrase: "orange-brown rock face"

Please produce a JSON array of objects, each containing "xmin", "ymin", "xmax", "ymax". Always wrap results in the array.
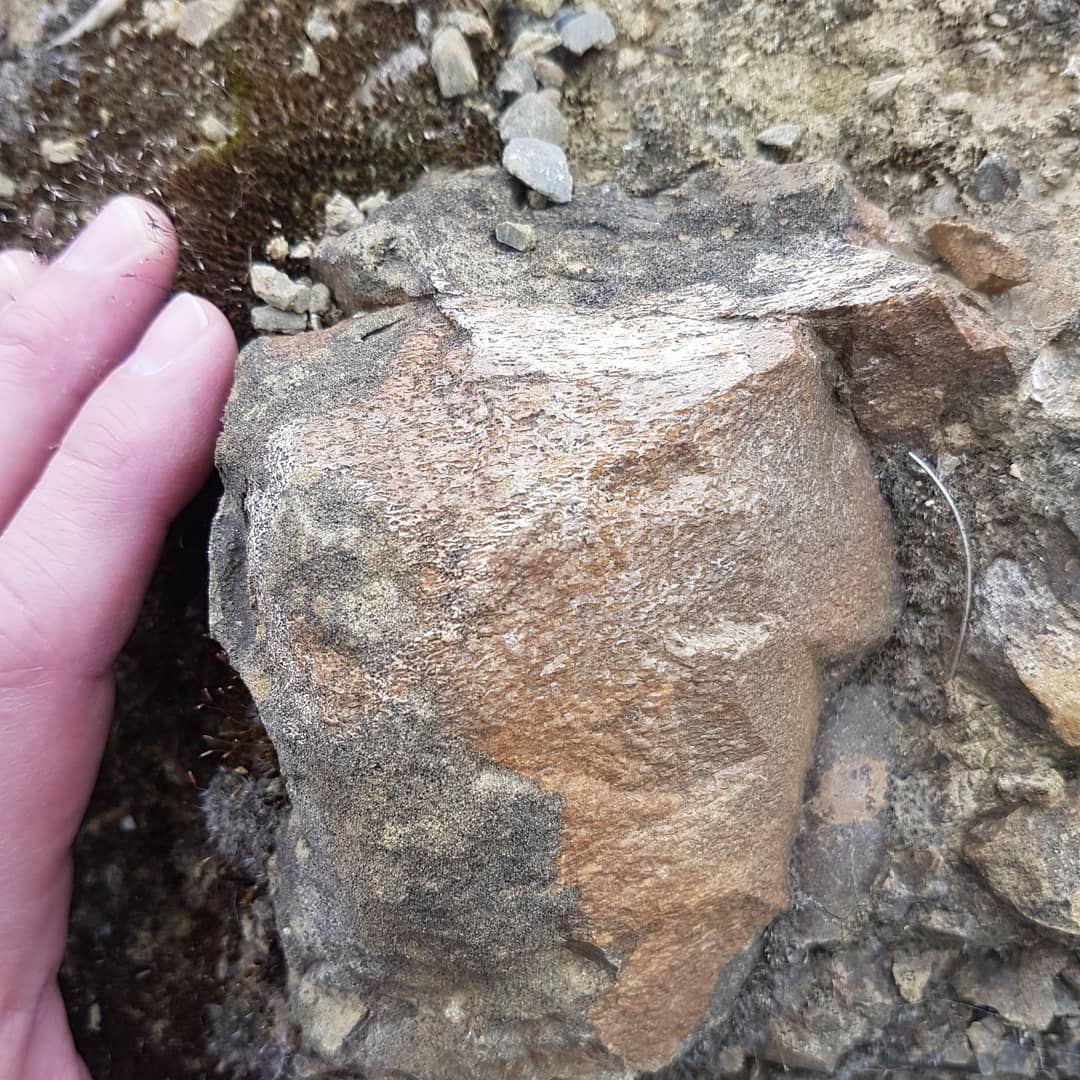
[{"xmin": 208, "ymin": 165, "xmax": 983, "ymax": 1078}]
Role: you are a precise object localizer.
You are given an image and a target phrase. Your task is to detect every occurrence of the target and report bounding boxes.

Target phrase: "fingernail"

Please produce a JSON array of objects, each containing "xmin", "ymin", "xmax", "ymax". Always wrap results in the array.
[
  {"xmin": 55, "ymin": 197, "xmax": 170, "ymax": 274},
  {"xmin": 128, "ymin": 294, "xmax": 212, "ymax": 376}
]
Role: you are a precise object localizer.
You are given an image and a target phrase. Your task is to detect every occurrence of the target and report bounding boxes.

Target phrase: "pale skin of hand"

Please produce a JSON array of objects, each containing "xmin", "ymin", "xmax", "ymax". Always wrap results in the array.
[{"xmin": 0, "ymin": 197, "xmax": 237, "ymax": 1079}]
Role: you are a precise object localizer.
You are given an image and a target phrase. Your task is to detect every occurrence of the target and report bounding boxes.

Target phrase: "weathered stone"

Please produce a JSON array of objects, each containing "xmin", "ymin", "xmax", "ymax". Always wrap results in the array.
[
  {"xmin": 757, "ymin": 122, "xmax": 802, "ymax": 151},
  {"xmin": 0, "ymin": 172, "xmax": 15, "ymax": 200},
  {"xmin": 518, "ymin": 0, "xmax": 560, "ymax": 17},
  {"xmin": 210, "ymin": 163, "xmax": 1036, "ymax": 1077},
  {"xmin": 968, "ymin": 153, "xmax": 1020, "ymax": 204},
  {"xmin": 198, "ymin": 113, "xmax": 230, "ymax": 144},
  {"xmin": 965, "ymin": 794, "xmax": 1080, "ymax": 938},
  {"xmin": 534, "ymin": 56, "xmax": 566, "ymax": 89},
  {"xmin": 494, "ymin": 220, "xmax": 536, "ymax": 252},
  {"xmin": 501, "ymin": 137, "xmax": 573, "ymax": 202},
  {"xmin": 250, "ymin": 263, "xmax": 311, "ymax": 313},
  {"xmin": 892, "ymin": 946, "xmax": 954, "ymax": 1003},
  {"xmin": 762, "ymin": 946, "xmax": 895, "ymax": 1073},
  {"xmin": 927, "ymin": 222, "xmax": 1032, "ymax": 294},
  {"xmin": 176, "ymin": 0, "xmax": 243, "ymax": 46},
  {"xmin": 307, "ymin": 283, "xmax": 331, "ymax": 315},
  {"xmin": 303, "ymin": 5, "xmax": 337, "ymax": 43},
  {"xmin": 510, "ymin": 27, "xmax": 562, "ymax": 56},
  {"xmin": 39, "ymin": 137, "xmax": 80, "ymax": 165},
  {"xmin": 1024, "ymin": 342, "xmax": 1080, "ymax": 426},
  {"xmin": 323, "ymin": 191, "xmax": 365, "ymax": 236},
  {"xmin": 440, "ymin": 10, "xmax": 493, "ymax": 43},
  {"xmin": 431, "ymin": 26, "xmax": 478, "ymax": 98},
  {"xmin": 952, "ymin": 947, "xmax": 1065, "ymax": 1030},
  {"xmin": 979, "ymin": 560, "xmax": 1080, "ymax": 747},
  {"xmin": 790, "ymin": 685, "xmax": 894, "ymax": 945},
  {"xmin": 499, "ymin": 91, "xmax": 568, "ymax": 146},
  {"xmin": 559, "ymin": 10, "xmax": 616, "ymax": 55},
  {"xmin": 250, "ymin": 306, "xmax": 308, "ymax": 334},
  {"xmin": 496, "ymin": 56, "xmax": 538, "ymax": 96},
  {"xmin": 997, "ymin": 766, "xmax": 1066, "ymax": 807}
]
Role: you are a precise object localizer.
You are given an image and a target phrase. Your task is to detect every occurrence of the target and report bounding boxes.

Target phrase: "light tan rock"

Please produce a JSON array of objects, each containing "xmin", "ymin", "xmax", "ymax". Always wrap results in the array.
[
  {"xmin": 966, "ymin": 794, "xmax": 1080, "ymax": 938},
  {"xmin": 927, "ymin": 221, "xmax": 1032, "ymax": 294}
]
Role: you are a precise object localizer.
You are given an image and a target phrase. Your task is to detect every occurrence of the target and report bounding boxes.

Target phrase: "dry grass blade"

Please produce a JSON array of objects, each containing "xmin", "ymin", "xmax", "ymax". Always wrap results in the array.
[{"xmin": 907, "ymin": 450, "xmax": 973, "ymax": 682}]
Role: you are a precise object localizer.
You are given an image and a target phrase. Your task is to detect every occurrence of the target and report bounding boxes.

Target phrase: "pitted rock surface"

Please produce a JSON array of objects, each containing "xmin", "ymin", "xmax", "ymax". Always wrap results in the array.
[{"xmin": 208, "ymin": 163, "xmax": 1018, "ymax": 1076}]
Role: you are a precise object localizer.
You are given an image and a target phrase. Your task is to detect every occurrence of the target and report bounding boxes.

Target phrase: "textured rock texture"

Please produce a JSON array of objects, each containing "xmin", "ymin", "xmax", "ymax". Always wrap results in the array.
[{"xmin": 207, "ymin": 162, "xmax": 1036, "ymax": 1076}]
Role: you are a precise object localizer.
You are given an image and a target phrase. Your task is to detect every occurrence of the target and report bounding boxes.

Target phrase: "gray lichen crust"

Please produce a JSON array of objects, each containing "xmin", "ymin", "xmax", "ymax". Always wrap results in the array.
[{"xmin": 209, "ymin": 163, "xmax": 1017, "ymax": 1077}]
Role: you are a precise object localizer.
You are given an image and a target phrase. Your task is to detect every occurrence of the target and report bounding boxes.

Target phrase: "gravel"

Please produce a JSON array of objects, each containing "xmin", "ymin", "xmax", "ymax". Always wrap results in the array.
[
  {"xmin": 496, "ymin": 56, "xmax": 537, "ymax": 96},
  {"xmin": 431, "ymin": 26, "xmax": 479, "ymax": 98},
  {"xmin": 558, "ymin": 11, "xmax": 616, "ymax": 55},
  {"xmin": 250, "ymin": 263, "xmax": 311, "ymax": 313},
  {"xmin": 494, "ymin": 221, "xmax": 536, "ymax": 252},
  {"xmin": 756, "ymin": 122, "xmax": 802, "ymax": 151},
  {"xmin": 502, "ymin": 137, "xmax": 573, "ymax": 203},
  {"xmin": 251, "ymin": 306, "xmax": 308, "ymax": 334},
  {"xmin": 499, "ymin": 92, "xmax": 567, "ymax": 146}
]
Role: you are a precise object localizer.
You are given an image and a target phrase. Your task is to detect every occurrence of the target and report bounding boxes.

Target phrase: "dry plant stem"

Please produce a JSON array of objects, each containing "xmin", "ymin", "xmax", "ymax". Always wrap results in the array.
[{"xmin": 907, "ymin": 450, "xmax": 973, "ymax": 682}]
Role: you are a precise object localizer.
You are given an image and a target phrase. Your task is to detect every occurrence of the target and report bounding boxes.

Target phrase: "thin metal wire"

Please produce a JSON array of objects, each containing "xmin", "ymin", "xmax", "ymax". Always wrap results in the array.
[{"xmin": 907, "ymin": 451, "xmax": 973, "ymax": 683}]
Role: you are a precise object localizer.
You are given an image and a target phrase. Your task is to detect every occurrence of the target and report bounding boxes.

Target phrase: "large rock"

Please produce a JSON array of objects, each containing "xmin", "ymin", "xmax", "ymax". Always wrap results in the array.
[{"xmin": 210, "ymin": 164, "xmax": 1017, "ymax": 1076}]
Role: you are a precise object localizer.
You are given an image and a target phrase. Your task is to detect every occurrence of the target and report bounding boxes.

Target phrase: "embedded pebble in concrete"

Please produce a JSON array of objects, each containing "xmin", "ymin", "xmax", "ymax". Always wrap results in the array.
[
  {"xmin": 502, "ymin": 137, "xmax": 573, "ymax": 203},
  {"xmin": 431, "ymin": 26, "xmax": 478, "ymax": 97},
  {"xmin": 757, "ymin": 122, "xmax": 802, "ymax": 151},
  {"xmin": 559, "ymin": 10, "xmax": 616, "ymax": 54},
  {"xmin": 494, "ymin": 220, "xmax": 536, "ymax": 252},
  {"xmin": 250, "ymin": 263, "xmax": 311, "ymax": 313},
  {"xmin": 496, "ymin": 55, "xmax": 537, "ymax": 96},
  {"xmin": 251, "ymin": 306, "xmax": 308, "ymax": 334},
  {"xmin": 499, "ymin": 91, "xmax": 568, "ymax": 146},
  {"xmin": 323, "ymin": 192, "xmax": 365, "ymax": 235}
]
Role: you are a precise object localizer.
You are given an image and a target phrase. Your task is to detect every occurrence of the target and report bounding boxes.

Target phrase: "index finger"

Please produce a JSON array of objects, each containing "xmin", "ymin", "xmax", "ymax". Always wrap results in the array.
[{"xmin": 0, "ymin": 196, "xmax": 178, "ymax": 533}]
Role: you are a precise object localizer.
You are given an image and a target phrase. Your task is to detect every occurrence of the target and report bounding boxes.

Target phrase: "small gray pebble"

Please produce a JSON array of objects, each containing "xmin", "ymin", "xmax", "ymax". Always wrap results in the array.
[
  {"xmin": 968, "ymin": 153, "xmax": 1020, "ymax": 204},
  {"xmin": 558, "ymin": 10, "xmax": 616, "ymax": 55},
  {"xmin": 533, "ymin": 56, "xmax": 565, "ymax": 89},
  {"xmin": 431, "ymin": 26, "xmax": 479, "ymax": 98},
  {"xmin": 510, "ymin": 27, "xmax": 562, "ymax": 56},
  {"xmin": 252, "ymin": 306, "xmax": 308, "ymax": 334},
  {"xmin": 496, "ymin": 56, "xmax": 538, "ymax": 96},
  {"xmin": 495, "ymin": 221, "xmax": 536, "ymax": 252},
  {"xmin": 250, "ymin": 263, "xmax": 311, "ymax": 313},
  {"xmin": 502, "ymin": 137, "xmax": 573, "ymax": 203},
  {"xmin": 756, "ymin": 122, "xmax": 802, "ymax": 151},
  {"xmin": 499, "ymin": 91, "xmax": 568, "ymax": 146}
]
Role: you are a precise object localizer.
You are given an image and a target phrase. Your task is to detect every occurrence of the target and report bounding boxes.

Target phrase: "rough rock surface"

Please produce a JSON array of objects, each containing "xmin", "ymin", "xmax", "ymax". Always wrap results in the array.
[
  {"xmin": 966, "ymin": 794, "xmax": 1080, "ymax": 938},
  {"xmin": 209, "ymin": 162, "xmax": 1035, "ymax": 1077}
]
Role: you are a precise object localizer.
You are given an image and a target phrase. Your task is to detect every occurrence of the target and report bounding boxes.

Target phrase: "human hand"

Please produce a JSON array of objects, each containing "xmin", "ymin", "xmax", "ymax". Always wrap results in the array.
[{"xmin": 0, "ymin": 197, "xmax": 237, "ymax": 1079}]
